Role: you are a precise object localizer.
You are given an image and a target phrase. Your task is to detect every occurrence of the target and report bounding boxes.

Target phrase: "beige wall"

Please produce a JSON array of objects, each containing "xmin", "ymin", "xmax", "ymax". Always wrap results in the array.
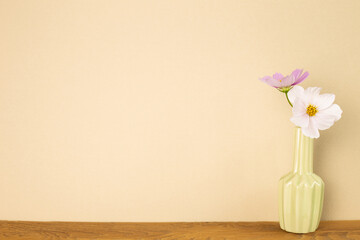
[{"xmin": 1, "ymin": 0, "xmax": 360, "ymax": 221}]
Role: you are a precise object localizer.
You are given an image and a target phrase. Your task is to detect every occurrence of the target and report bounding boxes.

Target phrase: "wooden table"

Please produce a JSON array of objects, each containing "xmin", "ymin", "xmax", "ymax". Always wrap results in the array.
[{"xmin": 0, "ymin": 221, "xmax": 359, "ymax": 239}]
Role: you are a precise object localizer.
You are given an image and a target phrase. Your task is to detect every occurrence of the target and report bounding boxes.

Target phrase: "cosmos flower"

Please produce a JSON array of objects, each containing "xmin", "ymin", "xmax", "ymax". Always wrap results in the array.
[
  {"xmin": 288, "ymin": 86, "xmax": 342, "ymax": 138},
  {"xmin": 259, "ymin": 69, "xmax": 309, "ymax": 92}
]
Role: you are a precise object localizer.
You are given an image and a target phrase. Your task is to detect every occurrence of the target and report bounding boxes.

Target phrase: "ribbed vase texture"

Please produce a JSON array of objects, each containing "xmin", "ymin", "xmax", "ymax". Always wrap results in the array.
[{"xmin": 278, "ymin": 127, "xmax": 324, "ymax": 233}]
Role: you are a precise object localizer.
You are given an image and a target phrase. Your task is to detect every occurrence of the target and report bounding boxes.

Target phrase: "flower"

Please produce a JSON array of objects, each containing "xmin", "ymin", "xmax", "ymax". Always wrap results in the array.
[
  {"xmin": 259, "ymin": 69, "xmax": 309, "ymax": 92},
  {"xmin": 288, "ymin": 86, "xmax": 342, "ymax": 138}
]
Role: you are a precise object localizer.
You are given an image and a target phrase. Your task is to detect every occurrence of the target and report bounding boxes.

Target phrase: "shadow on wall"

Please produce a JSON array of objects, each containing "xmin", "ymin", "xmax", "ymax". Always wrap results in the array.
[
  {"xmin": 313, "ymin": 117, "xmax": 347, "ymax": 220},
  {"xmin": 314, "ymin": 134, "xmax": 332, "ymax": 221}
]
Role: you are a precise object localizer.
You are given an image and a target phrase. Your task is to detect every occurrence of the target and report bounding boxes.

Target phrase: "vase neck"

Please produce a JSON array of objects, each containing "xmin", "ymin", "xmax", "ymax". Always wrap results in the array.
[{"xmin": 293, "ymin": 127, "xmax": 314, "ymax": 174}]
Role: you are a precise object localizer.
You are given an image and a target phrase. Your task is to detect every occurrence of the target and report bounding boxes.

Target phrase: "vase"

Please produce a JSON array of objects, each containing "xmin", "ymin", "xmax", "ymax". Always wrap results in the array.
[{"xmin": 278, "ymin": 127, "xmax": 324, "ymax": 233}]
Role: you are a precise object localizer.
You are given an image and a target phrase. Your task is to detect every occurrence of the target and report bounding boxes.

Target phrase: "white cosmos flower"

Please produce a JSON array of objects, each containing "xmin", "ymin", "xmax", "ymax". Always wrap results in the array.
[{"xmin": 288, "ymin": 86, "xmax": 342, "ymax": 138}]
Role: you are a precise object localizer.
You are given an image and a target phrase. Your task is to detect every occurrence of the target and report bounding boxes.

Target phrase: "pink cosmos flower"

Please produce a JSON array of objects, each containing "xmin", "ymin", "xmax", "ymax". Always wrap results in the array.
[{"xmin": 259, "ymin": 69, "xmax": 309, "ymax": 91}]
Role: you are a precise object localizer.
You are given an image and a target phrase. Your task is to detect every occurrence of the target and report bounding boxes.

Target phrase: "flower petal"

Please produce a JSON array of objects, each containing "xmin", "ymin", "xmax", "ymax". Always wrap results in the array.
[
  {"xmin": 291, "ymin": 69, "xmax": 303, "ymax": 80},
  {"xmin": 278, "ymin": 75, "xmax": 295, "ymax": 88},
  {"xmin": 304, "ymin": 87, "xmax": 321, "ymax": 103},
  {"xmin": 293, "ymin": 71, "xmax": 309, "ymax": 85},
  {"xmin": 319, "ymin": 104, "xmax": 343, "ymax": 121},
  {"xmin": 301, "ymin": 118, "xmax": 320, "ymax": 138},
  {"xmin": 266, "ymin": 78, "xmax": 283, "ymax": 88},
  {"xmin": 259, "ymin": 76, "xmax": 282, "ymax": 88},
  {"xmin": 313, "ymin": 113, "xmax": 336, "ymax": 130},
  {"xmin": 292, "ymin": 97, "xmax": 307, "ymax": 116},
  {"xmin": 273, "ymin": 73, "xmax": 284, "ymax": 80},
  {"xmin": 259, "ymin": 76, "xmax": 272, "ymax": 83},
  {"xmin": 287, "ymin": 86, "xmax": 304, "ymax": 105},
  {"xmin": 305, "ymin": 87, "xmax": 321, "ymax": 96},
  {"xmin": 314, "ymin": 93, "xmax": 335, "ymax": 110},
  {"xmin": 291, "ymin": 114, "xmax": 309, "ymax": 127}
]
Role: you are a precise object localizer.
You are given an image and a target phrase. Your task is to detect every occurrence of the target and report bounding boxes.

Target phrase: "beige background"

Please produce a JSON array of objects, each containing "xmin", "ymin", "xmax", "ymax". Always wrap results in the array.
[{"xmin": 0, "ymin": 0, "xmax": 359, "ymax": 221}]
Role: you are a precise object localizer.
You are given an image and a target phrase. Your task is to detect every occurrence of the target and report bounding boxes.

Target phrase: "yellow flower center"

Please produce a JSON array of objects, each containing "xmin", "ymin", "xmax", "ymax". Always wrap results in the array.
[{"xmin": 306, "ymin": 104, "xmax": 318, "ymax": 117}]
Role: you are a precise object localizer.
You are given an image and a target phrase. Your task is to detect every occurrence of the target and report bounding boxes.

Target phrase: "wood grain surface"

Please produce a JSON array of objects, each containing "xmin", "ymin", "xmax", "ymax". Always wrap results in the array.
[{"xmin": 0, "ymin": 221, "xmax": 359, "ymax": 240}]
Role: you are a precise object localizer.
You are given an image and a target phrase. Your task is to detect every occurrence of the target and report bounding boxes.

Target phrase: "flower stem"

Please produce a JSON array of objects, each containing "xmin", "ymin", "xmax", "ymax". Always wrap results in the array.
[{"xmin": 285, "ymin": 92, "xmax": 293, "ymax": 107}]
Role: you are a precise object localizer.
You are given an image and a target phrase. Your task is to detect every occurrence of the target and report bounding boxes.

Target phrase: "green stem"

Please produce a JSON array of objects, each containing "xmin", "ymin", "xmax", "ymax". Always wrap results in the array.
[{"xmin": 285, "ymin": 91, "xmax": 293, "ymax": 107}]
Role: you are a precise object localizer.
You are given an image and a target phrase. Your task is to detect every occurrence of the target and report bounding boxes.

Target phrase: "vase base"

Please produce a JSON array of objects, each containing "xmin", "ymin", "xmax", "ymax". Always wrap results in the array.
[
  {"xmin": 278, "ymin": 172, "xmax": 324, "ymax": 235},
  {"xmin": 280, "ymin": 225, "xmax": 317, "ymax": 234}
]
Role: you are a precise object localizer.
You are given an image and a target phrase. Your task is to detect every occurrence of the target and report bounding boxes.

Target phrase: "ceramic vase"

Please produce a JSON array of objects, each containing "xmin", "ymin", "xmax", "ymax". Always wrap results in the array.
[{"xmin": 278, "ymin": 127, "xmax": 324, "ymax": 233}]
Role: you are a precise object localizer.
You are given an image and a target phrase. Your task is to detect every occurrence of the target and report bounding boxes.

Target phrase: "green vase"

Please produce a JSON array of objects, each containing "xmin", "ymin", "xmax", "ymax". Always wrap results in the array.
[{"xmin": 279, "ymin": 127, "xmax": 324, "ymax": 233}]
